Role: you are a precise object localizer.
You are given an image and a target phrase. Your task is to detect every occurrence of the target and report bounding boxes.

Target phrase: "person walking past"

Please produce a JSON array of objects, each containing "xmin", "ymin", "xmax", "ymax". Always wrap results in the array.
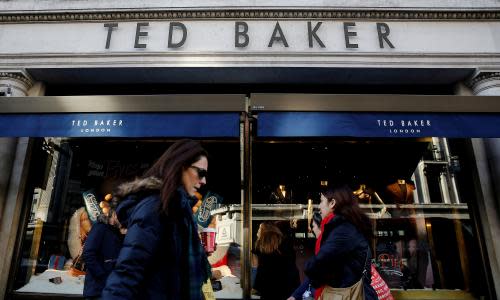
[
  {"xmin": 305, "ymin": 184, "xmax": 378, "ymax": 300},
  {"xmin": 102, "ymin": 139, "xmax": 211, "ymax": 300}
]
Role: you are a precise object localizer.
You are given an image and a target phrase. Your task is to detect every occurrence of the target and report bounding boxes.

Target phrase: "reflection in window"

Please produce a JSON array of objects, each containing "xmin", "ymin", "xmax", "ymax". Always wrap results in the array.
[
  {"xmin": 251, "ymin": 137, "xmax": 485, "ymax": 299},
  {"xmin": 13, "ymin": 139, "xmax": 242, "ymax": 299}
]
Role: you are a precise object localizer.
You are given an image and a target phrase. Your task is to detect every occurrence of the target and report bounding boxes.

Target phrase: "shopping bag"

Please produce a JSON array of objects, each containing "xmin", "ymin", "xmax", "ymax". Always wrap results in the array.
[{"xmin": 371, "ymin": 264, "xmax": 394, "ymax": 300}]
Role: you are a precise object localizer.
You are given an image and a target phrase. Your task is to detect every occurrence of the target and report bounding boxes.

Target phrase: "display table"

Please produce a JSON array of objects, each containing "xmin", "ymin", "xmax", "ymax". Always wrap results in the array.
[{"xmin": 15, "ymin": 269, "xmax": 84, "ymax": 295}]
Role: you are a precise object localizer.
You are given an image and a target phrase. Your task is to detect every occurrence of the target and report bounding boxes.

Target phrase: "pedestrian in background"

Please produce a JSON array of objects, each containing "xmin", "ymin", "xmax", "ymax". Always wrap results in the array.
[
  {"xmin": 288, "ymin": 212, "xmax": 323, "ymax": 300},
  {"xmin": 253, "ymin": 221, "xmax": 300, "ymax": 300},
  {"xmin": 82, "ymin": 208, "xmax": 123, "ymax": 300}
]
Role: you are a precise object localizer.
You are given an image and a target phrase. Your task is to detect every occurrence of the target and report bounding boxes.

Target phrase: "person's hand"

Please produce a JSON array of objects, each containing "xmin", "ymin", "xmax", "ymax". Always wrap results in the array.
[{"xmin": 287, "ymin": 297, "xmax": 296, "ymax": 300}]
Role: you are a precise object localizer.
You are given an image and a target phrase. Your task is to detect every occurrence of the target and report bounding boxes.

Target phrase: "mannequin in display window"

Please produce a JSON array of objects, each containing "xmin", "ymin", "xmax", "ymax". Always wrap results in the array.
[{"xmin": 385, "ymin": 179, "xmax": 415, "ymax": 205}]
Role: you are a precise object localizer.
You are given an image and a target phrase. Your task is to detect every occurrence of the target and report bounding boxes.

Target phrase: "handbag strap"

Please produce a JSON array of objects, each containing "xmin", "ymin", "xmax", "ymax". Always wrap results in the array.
[{"xmin": 360, "ymin": 246, "xmax": 371, "ymax": 281}]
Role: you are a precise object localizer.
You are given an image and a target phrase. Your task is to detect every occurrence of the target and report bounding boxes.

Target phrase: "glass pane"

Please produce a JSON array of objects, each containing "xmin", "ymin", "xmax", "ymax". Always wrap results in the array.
[
  {"xmin": 251, "ymin": 137, "xmax": 488, "ymax": 300},
  {"xmin": 13, "ymin": 138, "xmax": 242, "ymax": 299}
]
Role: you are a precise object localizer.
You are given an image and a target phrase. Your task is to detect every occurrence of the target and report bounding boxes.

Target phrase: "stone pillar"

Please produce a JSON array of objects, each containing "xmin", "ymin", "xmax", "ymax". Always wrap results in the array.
[
  {"xmin": 0, "ymin": 72, "xmax": 33, "ymax": 217},
  {"xmin": 0, "ymin": 71, "xmax": 33, "ymax": 300},
  {"xmin": 469, "ymin": 72, "xmax": 500, "ymax": 96},
  {"xmin": 468, "ymin": 71, "xmax": 500, "ymax": 299},
  {"xmin": 0, "ymin": 71, "xmax": 33, "ymax": 97}
]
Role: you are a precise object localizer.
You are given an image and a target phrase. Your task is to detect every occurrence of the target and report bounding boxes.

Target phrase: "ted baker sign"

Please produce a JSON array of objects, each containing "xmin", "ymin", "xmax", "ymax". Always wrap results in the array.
[{"xmin": 103, "ymin": 21, "xmax": 395, "ymax": 51}]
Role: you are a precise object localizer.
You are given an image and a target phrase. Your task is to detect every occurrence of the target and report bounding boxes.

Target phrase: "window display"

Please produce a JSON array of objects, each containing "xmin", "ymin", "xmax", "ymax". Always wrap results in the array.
[
  {"xmin": 12, "ymin": 138, "xmax": 242, "ymax": 299},
  {"xmin": 251, "ymin": 137, "xmax": 486, "ymax": 299},
  {"xmin": 8, "ymin": 136, "xmax": 490, "ymax": 300}
]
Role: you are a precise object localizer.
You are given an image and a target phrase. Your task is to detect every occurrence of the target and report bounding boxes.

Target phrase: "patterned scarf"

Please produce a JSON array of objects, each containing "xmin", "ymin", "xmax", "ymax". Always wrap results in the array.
[
  {"xmin": 179, "ymin": 188, "xmax": 212, "ymax": 300},
  {"xmin": 314, "ymin": 212, "xmax": 335, "ymax": 300}
]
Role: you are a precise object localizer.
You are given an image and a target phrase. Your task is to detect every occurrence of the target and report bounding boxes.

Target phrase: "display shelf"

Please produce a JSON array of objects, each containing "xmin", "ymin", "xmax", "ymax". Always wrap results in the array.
[{"xmin": 212, "ymin": 203, "xmax": 470, "ymax": 220}]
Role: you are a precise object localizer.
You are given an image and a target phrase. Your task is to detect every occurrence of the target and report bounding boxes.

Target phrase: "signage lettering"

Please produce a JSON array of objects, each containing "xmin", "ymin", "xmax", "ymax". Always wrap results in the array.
[
  {"xmin": 377, "ymin": 23, "xmax": 395, "ymax": 49},
  {"xmin": 168, "ymin": 22, "xmax": 187, "ymax": 48},
  {"xmin": 308, "ymin": 21, "xmax": 325, "ymax": 48},
  {"xmin": 268, "ymin": 21, "xmax": 289, "ymax": 48},
  {"xmin": 377, "ymin": 119, "xmax": 431, "ymax": 136},
  {"xmin": 104, "ymin": 23, "xmax": 118, "ymax": 49},
  {"xmin": 344, "ymin": 22, "xmax": 358, "ymax": 49},
  {"xmin": 134, "ymin": 22, "xmax": 149, "ymax": 49},
  {"xmin": 103, "ymin": 21, "xmax": 395, "ymax": 50},
  {"xmin": 235, "ymin": 21, "xmax": 249, "ymax": 48}
]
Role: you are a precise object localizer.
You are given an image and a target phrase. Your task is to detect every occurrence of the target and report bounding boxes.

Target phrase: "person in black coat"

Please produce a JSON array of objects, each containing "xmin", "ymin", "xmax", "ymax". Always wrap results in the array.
[
  {"xmin": 305, "ymin": 184, "xmax": 378, "ymax": 300},
  {"xmin": 102, "ymin": 139, "xmax": 211, "ymax": 300},
  {"xmin": 253, "ymin": 221, "xmax": 300, "ymax": 300},
  {"xmin": 82, "ymin": 209, "xmax": 123, "ymax": 299}
]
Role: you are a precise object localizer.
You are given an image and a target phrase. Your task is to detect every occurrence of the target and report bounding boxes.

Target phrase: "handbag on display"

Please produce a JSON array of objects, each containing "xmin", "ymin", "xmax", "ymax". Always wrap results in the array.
[
  {"xmin": 370, "ymin": 264, "xmax": 394, "ymax": 300},
  {"xmin": 319, "ymin": 248, "xmax": 369, "ymax": 300},
  {"xmin": 68, "ymin": 242, "xmax": 86, "ymax": 277}
]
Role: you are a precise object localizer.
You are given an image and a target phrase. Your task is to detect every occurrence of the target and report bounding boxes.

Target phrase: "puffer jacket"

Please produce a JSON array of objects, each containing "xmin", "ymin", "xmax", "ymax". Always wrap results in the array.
[
  {"xmin": 82, "ymin": 222, "xmax": 122, "ymax": 297},
  {"xmin": 102, "ymin": 177, "xmax": 207, "ymax": 300}
]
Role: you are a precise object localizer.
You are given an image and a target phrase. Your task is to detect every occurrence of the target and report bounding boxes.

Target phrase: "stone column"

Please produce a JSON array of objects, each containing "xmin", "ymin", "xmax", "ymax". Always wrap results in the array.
[
  {"xmin": 469, "ymin": 72, "xmax": 500, "ymax": 96},
  {"xmin": 0, "ymin": 71, "xmax": 33, "ymax": 216},
  {"xmin": 0, "ymin": 71, "xmax": 33, "ymax": 97},
  {"xmin": 0, "ymin": 71, "xmax": 33, "ymax": 300},
  {"xmin": 468, "ymin": 71, "xmax": 500, "ymax": 299}
]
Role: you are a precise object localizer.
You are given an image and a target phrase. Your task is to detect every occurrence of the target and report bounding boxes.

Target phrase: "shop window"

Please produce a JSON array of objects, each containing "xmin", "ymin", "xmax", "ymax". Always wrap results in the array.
[
  {"xmin": 8, "ymin": 136, "xmax": 490, "ymax": 300},
  {"xmin": 245, "ymin": 137, "xmax": 487, "ymax": 299},
  {"xmin": 11, "ymin": 138, "xmax": 242, "ymax": 299}
]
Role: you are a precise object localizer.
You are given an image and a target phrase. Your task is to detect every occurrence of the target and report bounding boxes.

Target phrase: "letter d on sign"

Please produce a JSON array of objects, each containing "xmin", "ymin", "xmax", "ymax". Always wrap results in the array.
[{"xmin": 168, "ymin": 22, "xmax": 188, "ymax": 48}]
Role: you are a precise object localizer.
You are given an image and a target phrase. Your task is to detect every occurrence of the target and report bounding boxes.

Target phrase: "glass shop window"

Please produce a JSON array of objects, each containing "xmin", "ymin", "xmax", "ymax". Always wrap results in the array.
[
  {"xmin": 12, "ymin": 138, "xmax": 242, "ymax": 299},
  {"xmin": 250, "ymin": 137, "xmax": 488, "ymax": 299}
]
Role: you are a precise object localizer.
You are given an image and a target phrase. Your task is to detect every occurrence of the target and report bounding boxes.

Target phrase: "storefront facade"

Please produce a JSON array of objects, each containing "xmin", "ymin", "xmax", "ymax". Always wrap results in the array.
[{"xmin": 1, "ymin": 1, "xmax": 500, "ymax": 299}]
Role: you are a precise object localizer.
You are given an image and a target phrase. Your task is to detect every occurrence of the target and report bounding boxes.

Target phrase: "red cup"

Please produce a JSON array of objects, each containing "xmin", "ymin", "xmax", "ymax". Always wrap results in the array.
[{"xmin": 201, "ymin": 228, "xmax": 217, "ymax": 254}]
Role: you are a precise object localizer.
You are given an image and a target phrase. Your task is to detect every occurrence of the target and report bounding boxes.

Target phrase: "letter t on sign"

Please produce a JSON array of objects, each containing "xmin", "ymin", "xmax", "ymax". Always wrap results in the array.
[{"xmin": 104, "ymin": 23, "xmax": 118, "ymax": 49}]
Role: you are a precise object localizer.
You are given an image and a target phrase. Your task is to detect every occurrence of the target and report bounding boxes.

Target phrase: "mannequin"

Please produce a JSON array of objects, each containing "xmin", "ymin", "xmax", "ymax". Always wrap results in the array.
[{"xmin": 386, "ymin": 179, "xmax": 415, "ymax": 205}]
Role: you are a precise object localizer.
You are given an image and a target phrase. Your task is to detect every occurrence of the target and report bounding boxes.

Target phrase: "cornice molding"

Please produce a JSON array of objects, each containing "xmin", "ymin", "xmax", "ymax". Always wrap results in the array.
[{"xmin": 1, "ymin": 9, "xmax": 500, "ymax": 23}]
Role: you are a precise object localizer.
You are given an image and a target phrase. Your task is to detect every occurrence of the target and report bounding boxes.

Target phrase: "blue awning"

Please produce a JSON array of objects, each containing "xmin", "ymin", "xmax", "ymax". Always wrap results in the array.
[
  {"xmin": 257, "ymin": 112, "xmax": 500, "ymax": 137},
  {"xmin": 0, "ymin": 113, "xmax": 240, "ymax": 137}
]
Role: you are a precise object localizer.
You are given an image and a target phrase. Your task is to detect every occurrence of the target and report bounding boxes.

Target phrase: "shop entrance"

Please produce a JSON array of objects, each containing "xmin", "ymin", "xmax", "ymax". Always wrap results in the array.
[{"xmin": 3, "ymin": 94, "xmax": 500, "ymax": 300}]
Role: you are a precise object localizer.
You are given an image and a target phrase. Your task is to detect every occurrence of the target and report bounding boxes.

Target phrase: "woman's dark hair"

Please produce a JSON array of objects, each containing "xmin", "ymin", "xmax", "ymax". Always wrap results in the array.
[
  {"xmin": 310, "ymin": 212, "xmax": 322, "ymax": 230},
  {"xmin": 321, "ymin": 184, "xmax": 373, "ymax": 240},
  {"xmin": 143, "ymin": 139, "xmax": 207, "ymax": 215}
]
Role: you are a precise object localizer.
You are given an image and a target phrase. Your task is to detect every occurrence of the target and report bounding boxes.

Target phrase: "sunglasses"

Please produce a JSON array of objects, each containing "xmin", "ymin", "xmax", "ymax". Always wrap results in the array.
[{"xmin": 189, "ymin": 166, "xmax": 208, "ymax": 179}]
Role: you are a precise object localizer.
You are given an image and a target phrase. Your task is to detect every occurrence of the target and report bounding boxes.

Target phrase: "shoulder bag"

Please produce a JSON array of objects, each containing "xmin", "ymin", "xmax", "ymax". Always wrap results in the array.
[{"xmin": 318, "ymin": 247, "xmax": 369, "ymax": 300}]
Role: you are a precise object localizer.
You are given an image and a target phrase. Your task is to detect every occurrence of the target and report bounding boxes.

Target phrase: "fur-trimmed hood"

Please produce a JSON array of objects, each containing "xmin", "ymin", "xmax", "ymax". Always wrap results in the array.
[
  {"xmin": 113, "ymin": 176, "xmax": 162, "ymax": 201},
  {"xmin": 113, "ymin": 176, "xmax": 162, "ymax": 228}
]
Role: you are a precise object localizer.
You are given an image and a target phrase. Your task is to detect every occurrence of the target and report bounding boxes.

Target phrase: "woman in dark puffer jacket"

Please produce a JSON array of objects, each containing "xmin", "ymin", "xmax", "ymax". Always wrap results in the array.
[
  {"xmin": 305, "ymin": 184, "xmax": 378, "ymax": 300},
  {"xmin": 102, "ymin": 139, "xmax": 211, "ymax": 300}
]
